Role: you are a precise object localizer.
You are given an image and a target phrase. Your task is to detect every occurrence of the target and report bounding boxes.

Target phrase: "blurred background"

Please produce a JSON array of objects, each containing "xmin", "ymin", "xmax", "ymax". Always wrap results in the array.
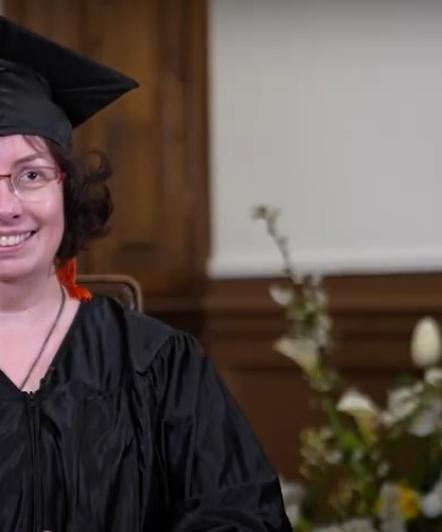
[{"xmin": 3, "ymin": 0, "xmax": 442, "ymax": 481}]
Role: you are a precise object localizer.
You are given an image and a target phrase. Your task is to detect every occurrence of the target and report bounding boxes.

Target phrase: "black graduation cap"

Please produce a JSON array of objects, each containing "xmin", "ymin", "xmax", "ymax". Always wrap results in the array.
[{"xmin": 0, "ymin": 16, "xmax": 139, "ymax": 149}]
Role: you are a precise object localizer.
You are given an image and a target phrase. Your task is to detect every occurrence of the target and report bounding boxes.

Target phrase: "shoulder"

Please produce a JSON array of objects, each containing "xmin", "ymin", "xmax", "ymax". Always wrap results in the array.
[{"xmin": 83, "ymin": 294, "xmax": 205, "ymax": 375}]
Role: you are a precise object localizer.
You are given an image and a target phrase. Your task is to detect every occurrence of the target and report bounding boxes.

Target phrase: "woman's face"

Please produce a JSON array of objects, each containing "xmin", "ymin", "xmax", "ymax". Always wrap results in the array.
[{"xmin": 0, "ymin": 134, "xmax": 64, "ymax": 282}]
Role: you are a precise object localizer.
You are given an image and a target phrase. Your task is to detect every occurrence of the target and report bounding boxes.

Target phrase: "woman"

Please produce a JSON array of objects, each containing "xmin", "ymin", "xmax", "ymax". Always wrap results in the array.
[{"xmin": 0, "ymin": 16, "xmax": 291, "ymax": 532}]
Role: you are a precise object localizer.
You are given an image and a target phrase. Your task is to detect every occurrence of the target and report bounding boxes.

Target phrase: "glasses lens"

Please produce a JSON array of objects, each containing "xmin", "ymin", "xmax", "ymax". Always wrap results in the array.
[{"xmin": 14, "ymin": 168, "xmax": 59, "ymax": 202}]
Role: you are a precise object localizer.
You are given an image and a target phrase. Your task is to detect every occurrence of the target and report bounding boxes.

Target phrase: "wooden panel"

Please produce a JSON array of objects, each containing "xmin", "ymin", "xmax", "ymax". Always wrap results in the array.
[{"xmin": 5, "ymin": 0, "xmax": 209, "ymax": 303}]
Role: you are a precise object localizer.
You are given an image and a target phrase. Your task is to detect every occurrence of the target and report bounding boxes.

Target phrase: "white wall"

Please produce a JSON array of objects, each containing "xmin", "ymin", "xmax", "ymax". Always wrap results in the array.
[{"xmin": 209, "ymin": 0, "xmax": 442, "ymax": 277}]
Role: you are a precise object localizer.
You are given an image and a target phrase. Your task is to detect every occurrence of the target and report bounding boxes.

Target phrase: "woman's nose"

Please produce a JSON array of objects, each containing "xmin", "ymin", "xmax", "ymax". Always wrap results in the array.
[{"xmin": 0, "ymin": 179, "xmax": 23, "ymax": 218}]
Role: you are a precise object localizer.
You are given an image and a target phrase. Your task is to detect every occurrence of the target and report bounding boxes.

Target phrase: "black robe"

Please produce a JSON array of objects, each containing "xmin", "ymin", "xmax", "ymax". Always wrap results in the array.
[{"xmin": 0, "ymin": 295, "xmax": 291, "ymax": 531}]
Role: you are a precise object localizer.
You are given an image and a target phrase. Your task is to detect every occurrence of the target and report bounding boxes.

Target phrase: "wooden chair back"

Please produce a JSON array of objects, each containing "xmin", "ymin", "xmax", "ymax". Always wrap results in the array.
[{"xmin": 77, "ymin": 274, "xmax": 143, "ymax": 312}]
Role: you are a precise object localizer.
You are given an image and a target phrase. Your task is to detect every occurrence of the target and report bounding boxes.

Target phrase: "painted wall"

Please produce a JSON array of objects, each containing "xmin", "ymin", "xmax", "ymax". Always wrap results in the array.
[{"xmin": 208, "ymin": 0, "xmax": 442, "ymax": 277}]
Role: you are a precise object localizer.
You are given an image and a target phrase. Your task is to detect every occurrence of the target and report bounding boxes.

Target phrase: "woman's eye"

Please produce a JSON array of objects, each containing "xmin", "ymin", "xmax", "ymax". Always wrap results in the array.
[
  {"xmin": 18, "ymin": 169, "xmax": 47, "ymax": 184},
  {"xmin": 24, "ymin": 170, "xmax": 41, "ymax": 181},
  {"xmin": 15, "ymin": 169, "xmax": 48, "ymax": 189}
]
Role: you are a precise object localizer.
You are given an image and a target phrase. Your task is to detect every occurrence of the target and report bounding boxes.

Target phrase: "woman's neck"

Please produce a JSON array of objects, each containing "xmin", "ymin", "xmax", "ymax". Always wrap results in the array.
[{"xmin": 0, "ymin": 273, "xmax": 61, "ymax": 324}]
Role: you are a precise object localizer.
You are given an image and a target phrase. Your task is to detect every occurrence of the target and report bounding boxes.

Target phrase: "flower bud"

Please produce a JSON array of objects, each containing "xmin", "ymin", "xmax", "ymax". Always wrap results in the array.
[{"xmin": 411, "ymin": 317, "xmax": 442, "ymax": 368}]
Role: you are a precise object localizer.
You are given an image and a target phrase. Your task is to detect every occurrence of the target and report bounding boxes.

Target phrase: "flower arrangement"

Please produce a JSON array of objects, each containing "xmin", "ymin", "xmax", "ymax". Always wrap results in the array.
[{"xmin": 253, "ymin": 206, "xmax": 442, "ymax": 532}]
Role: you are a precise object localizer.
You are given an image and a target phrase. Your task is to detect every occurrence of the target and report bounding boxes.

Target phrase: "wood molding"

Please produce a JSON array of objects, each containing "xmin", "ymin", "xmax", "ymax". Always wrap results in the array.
[{"xmin": 202, "ymin": 273, "xmax": 442, "ymax": 369}]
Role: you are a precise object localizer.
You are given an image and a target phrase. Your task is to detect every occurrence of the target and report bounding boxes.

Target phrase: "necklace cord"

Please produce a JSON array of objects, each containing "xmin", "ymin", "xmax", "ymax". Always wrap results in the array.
[{"xmin": 20, "ymin": 285, "xmax": 66, "ymax": 391}]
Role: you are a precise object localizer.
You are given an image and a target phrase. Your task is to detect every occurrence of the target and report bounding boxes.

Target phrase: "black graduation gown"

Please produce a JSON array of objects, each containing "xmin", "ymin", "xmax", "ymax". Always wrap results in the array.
[{"xmin": 0, "ymin": 295, "xmax": 291, "ymax": 532}]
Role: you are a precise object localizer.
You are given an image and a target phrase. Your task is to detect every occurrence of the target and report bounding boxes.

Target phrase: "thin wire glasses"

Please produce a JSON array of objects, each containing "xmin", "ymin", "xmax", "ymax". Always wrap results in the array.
[{"xmin": 0, "ymin": 167, "xmax": 65, "ymax": 202}]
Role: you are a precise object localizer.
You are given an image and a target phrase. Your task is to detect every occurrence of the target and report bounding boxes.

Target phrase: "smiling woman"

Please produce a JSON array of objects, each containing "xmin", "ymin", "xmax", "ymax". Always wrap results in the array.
[{"xmin": 0, "ymin": 15, "xmax": 290, "ymax": 532}]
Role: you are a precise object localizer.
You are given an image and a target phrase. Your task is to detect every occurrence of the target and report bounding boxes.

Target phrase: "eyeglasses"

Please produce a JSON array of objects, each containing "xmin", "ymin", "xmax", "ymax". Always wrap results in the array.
[{"xmin": 0, "ymin": 166, "xmax": 65, "ymax": 202}]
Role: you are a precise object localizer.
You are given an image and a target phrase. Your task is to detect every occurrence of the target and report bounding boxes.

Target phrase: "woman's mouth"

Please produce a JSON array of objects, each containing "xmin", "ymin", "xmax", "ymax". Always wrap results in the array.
[{"xmin": 0, "ymin": 231, "xmax": 35, "ymax": 248}]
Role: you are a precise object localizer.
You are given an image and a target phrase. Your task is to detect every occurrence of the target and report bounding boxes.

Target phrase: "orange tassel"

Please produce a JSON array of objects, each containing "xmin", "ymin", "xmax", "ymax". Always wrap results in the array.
[{"xmin": 56, "ymin": 258, "xmax": 92, "ymax": 301}]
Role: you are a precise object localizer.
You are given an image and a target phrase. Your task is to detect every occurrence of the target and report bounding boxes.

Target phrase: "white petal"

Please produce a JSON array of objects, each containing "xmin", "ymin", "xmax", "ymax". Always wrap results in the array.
[
  {"xmin": 425, "ymin": 368, "xmax": 442, "ymax": 387},
  {"xmin": 269, "ymin": 284, "xmax": 294, "ymax": 306},
  {"xmin": 337, "ymin": 389, "xmax": 378, "ymax": 416},
  {"xmin": 274, "ymin": 337, "xmax": 319, "ymax": 374}
]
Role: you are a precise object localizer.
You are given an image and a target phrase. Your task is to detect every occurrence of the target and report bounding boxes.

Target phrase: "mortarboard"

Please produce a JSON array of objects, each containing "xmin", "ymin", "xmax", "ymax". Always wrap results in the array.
[{"xmin": 0, "ymin": 15, "xmax": 139, "ymax": 149}]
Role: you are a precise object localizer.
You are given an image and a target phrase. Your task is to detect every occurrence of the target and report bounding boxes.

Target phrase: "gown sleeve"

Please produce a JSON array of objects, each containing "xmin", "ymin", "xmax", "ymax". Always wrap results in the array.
[{"xmin": 146, "ymin": 331, "xmax": 292, "ymax": 532}]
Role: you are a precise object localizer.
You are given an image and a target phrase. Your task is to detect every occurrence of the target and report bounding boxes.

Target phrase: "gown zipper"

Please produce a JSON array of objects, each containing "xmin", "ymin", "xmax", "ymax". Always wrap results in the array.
[{"xmin": 26, "ymin": 391, "xmax": 42, "ymax": 532}]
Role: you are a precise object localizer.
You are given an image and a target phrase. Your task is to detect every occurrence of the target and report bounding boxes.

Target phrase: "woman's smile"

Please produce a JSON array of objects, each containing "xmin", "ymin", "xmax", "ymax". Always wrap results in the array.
[{"xmin": 0, "ymin": 230, "xmax": 36, "ymax": 249}]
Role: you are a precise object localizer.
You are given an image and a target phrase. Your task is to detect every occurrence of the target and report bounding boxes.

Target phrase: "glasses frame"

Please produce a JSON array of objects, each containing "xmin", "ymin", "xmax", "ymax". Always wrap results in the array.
[{"xmin": 0, "ymin": 167, "xmax": 65, "ymax": 202}]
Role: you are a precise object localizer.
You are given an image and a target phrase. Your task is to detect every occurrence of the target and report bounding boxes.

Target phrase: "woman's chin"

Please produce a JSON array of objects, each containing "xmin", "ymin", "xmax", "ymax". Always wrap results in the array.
[
  {"xmin": 0, "ymin": 260, "xmax": 49, "ymax": 284},
  {"xmin": 0, "ymin": 270, "xmax": 30, "ymax": 283}
]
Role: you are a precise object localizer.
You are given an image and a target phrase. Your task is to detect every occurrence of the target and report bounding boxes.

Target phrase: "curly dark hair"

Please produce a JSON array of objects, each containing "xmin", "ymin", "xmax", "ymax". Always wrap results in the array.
[{"xmin": 44, "ymin": 139, "xmax": 114, "ymax": 262}]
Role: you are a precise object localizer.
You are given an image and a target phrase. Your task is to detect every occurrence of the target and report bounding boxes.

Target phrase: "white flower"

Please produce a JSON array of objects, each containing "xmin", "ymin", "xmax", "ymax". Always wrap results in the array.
[
  {"xmin": 420, "ymin": 473, "xmax": 442, "ymax": 518},
  {"xmin": 278, "ymin": 477, "xmax": 303, "ymax": 525},
  {"xmin": 382, "ymin": 386, "xmax": 420, "ymax": 426},
  {"xmin": 409, "ymin": 397, "xmax": 442, "ymax": 437},
  {"xmin": 316, "ymin": 315, "xmax": 332, "ymax": 347},
  {"xmin": 425, "ymin": 367, "xmax": 442, "ymax": 387},
  {"xmin": 314, "ymin": 520, "xmax": 376, "ymax": 532},
  {"xmin": 269, "ymin": 284, "xmax": 294, "ymax": 306},
  {"xmin": 411, "ymin": 317, "xmax": 442, "ymax": 368},
  {"xmin": 342, "ymin": 519, "xmax": 377, "ymax": 532},
  {"xmin": 380, "ymin": 520, "xmax": 406, "ymax": 532},
  {"xmin": 274, "ymin": 336, "xmax": 319, "ymax": 376},
  {"xmin": 377, "ymin": 484, "xmax": 407, "ymax": 532},
  {"xmin": 421, "ymin": 490, "xmax": 442, "ymax": 518},
  {"xmin": 337, "ymin": 389, "xmax": 379, "ymax": 442},
  {"xmin": 337, "ymin": 389, "xmax": 379, "ymax": 417},
  {"xmin": 376, "ymin": 461, "xmax": 390, "ymax": 478},
  {"xmin": 314, "ymin": 288, "xmax": 328, "ymax": 308},
  {"xmin": 325, "ymin": 449, "xmax": 342, "ymax": 465}
]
